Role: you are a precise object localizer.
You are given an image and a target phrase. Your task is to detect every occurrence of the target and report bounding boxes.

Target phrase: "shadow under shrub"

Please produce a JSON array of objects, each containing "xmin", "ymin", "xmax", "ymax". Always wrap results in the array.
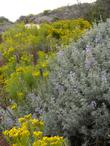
[{"xmin": 38, "ymin": 19, "xmax": 110, "ymax": 146}]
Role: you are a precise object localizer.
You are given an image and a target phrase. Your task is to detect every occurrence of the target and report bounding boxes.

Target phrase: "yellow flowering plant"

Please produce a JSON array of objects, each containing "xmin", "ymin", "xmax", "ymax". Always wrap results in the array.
[
  {"xmin": 0, "ymin": 19, "xmax": 91, "ymax": 107},
  {"xmin": 3, "ymin": 114, "xmax": 66, "ymax": 146},
  {"xmin": 0, "ymin": 19, "xmax": 91, "ymax": 131}
]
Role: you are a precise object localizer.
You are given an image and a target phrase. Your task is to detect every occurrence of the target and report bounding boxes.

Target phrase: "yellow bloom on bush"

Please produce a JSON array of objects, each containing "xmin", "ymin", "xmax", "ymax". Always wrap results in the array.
[
  {"xmin": 10, "ymin": 103, "xmax": 17, "ymax": 110},
  {"xmin": 31, "ymin": 118, "xmax": 39, "ymax": 125},
  {"xmin": 8, "ymin": 47, "xmax": 14, "ymax": 53},
  {"xmin": 41, "ymin": 62, "xmax": 48, "ymax": 68},
  {"xmin": 33, "ymin": 131, "xmax": 43, "ymax": 139},
  {"xmin": 24, "ymin": 113, "xmax": 32, "ymax": 120},
  {"xmin": 43, "ymin": 71, "xmax": 49, "ymax": 78},
  {"xmin": 8, "ymin": 56, "xmax": 16, "ymax": 63},
  {"xmin": 16, "ymin": 67, "xmax": 24, "ymax": 73},
  {"xmin": 3, "ymin": 130, "xmax": 9, "ymax": 136},
  {"xmin": 3, "ymin": 114, "xmax": 65, "ymax": 146},
  {"xmin": 33, "ymin": 140, "xmax": 47, "ymax": 146},
  {"xmin": 18, "ymin": 117, "xmax": 25, "ymax": 123},
  {"xmin": 12, "ymin": 144, "xmax": 18, "ymax": 146},
  {"xmin": 38, "ymin": 51, "xmax": 46, "ymax": 58},
  {"xmin": 32, "ymin": 71, "xmax": 40, "ymax": 77},
  {"xmin": 17, "ymin": 92, "xmax": 24, "ymax": 97},
  {"xmin": 20, "ymin": 129, "xmax": 30, "ymax": 137}
]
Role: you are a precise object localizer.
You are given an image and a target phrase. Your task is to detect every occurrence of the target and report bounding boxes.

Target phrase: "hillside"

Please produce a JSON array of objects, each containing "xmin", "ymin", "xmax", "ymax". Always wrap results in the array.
[
  {"xmin": 17, "ymin": 0, "xmax": 110, "ymax": 24},
  {"xmin": 16, "ymin": 3, "xmax": 92, "ymax": 23},
  {"xmin": 0, "ymin": 17, "xmax": 13, "ymax": 35}
]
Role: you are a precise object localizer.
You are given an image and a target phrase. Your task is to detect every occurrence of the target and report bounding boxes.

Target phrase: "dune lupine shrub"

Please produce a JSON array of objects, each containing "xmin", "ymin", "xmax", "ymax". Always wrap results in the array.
[
  {"xmin": 3, "ymin": 114, "xmax": 65, "ymax": 146},
  {"xmin": 38, "ymin": 19, "xmax": 110, "ymax": 146}
]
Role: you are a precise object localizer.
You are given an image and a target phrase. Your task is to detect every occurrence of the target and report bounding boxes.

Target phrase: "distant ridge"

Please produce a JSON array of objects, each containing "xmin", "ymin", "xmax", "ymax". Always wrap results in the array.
[
  {"xmin": 0, "ymin": 0, "xmax": 110, "ymax": 33},
  {"xmin": 16, "ymin": 3, "xmax": 92, "ymax": 24},
  {"xmin": 0, "ymin": 17, "xmax": 13, "ymax": 34},
  {"xmin": 16, "ymin": 0, "xmax": 110, "ymax": 24}
]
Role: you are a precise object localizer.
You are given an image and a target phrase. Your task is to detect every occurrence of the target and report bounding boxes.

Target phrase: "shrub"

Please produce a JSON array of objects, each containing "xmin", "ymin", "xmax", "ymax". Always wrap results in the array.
[
  {"xmin": 3, "ymin": 114, "xmax": 66, "ymax": 146},
  {"xmin": 86, "ymin": 0, "xmax": 110, "ymax": 22},
  {"xmin": 0, "ymin": 19, "xmax": 90, "ymax": 130},
  {"xmin": 39, "ymin": 19, "xmax": 110, "ymax": 146},
  {"xmin": 0, "ymin": 19, "xmax": 90, "ymax": 106}
]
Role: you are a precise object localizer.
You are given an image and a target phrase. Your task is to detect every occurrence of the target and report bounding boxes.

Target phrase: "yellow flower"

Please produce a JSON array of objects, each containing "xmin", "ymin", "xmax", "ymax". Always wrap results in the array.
[
  {"xmin": 38, "ymin": 51, "xmax": 45, "ymax": 58},
  {"xmin": 41, "ymin": 61, "xmax": 48, "ymax": 68},
  {"xmin": 10, "ymin": 103, "xmax": 17, "ymax": 110},
  {"xmin": 3, "ymin": 51, "xmax": 7, "ymax": 57},
  {"xmin": 17, "ymin": 92, "xmax": 24, "ymax": 97},
  {"xmin": 3, "ymin": 130, "xmax": 9, "ymax": 136},
  {"xmin": 8, "ymin": 57, "xmax": 15, "ymax": 63},
  {"xmin": 3, "ymin": 114, "xmax": 65, "ymax": 146},
  {"xmin": 20, "ymin": 129, "xmax": 30, "ymax": 137},
  {"xmin": 18, "ymin": 117, "xmax": 25, "ymax": 123},
  {"xmin": 8, "ymin": 127, "xmax": 18, "ymax": 137},
  {"xmin": 24, "ymin": 114, "xmax": 32, "ymax": 120},
  {"xmin": 43, "ymin": 136, "xmax": 64, "ymax": 144},
  {"xmin": 8, "ymin": 47, "xmax": 14, "ymax": 53},
  {"xmin": 21, "ymin": 121, "xmax": 28, "ymax": 128},
  {"xmin": 33, "ymin": 131, "xmax": 43, "ymax": 139},
  {"xmin": 12, "ymin": 144, "xmax": 18, "ymax": 146},
  {"xmin": 16, "ymin": 67, "xmax": 24, "ymax": 73},
  {"xmin": 43, "ymin": 71, "xmax": 49, "ymax": 78},
  {"xmin": 33, "ymin": 140, "xmax": 47, "ymax": 146},
  {"xmin": 12, "ymin": 132, "xmax": 19, "ymax": 138},
  {"xmin": 31, "ymin": 118, "xmax": 39, "ymax": 126},
  {"xmin": 32, "ymin": 71, "xmax": 40, "ymax": 77}
]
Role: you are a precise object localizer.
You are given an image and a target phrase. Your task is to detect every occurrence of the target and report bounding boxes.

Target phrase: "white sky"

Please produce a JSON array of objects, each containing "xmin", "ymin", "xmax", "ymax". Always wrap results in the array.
[{"xmin": 0, "ymin": 0, "xmax": 96, "ymax": 22}]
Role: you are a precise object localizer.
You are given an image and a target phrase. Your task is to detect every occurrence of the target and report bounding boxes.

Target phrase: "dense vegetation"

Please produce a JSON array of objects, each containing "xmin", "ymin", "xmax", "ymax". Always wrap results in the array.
[
  {"xmin": 3, "ymin": 114, "xmax": 65, "ymax": 146},
  {"xmin": 0, "ymin": 18, "xmax": 90, "ymax": 128},
  {"xmin": 86, "ymin": 0, "xmax": 110, "ymax": 22},
  {"xmin": 38, "ymin": 19, "xmax": 110, "ymax": 146},
  {"xmin": 0, "ymin": 0, "xmax": 110, "ymax": 146},
  {"xmin": 0, "ymin": 17, "xmax": 13, "ymax": 34}
]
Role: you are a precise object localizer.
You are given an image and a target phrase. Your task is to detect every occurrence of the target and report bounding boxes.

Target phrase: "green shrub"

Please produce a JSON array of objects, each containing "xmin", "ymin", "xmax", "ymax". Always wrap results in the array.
[
  {"xmin": 0, "ymin": 19, "xmax": 90, "ymax": 130},
  {"xmin": 86, "ymin": 0, "xmax": 110, "ymax": 22},
  {"xmin": 39, "ymin": 19, "xmax": 110, "ymax": 146}
]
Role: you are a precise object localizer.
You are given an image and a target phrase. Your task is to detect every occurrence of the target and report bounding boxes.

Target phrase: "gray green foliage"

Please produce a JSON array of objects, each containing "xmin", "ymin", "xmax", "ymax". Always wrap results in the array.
[
  {"xmin": 86, "ymin": 0, "xmax": 110, "ymax": 22},
  {"xmin": 39, "ymin": 19, "xmax": 110, "ymax": 146}
]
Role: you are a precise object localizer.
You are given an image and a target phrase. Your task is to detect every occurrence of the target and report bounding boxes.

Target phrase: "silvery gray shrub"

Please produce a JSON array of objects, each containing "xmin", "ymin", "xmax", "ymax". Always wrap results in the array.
[{"xmin": 38, "ymin": 19, "xmax": 110, "ymax": 146}]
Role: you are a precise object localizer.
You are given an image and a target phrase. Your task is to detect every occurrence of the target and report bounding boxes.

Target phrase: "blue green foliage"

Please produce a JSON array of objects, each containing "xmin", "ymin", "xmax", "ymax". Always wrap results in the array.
[{"xmin": 39, "ymin": 19, "xmax": 110, "ymax": 146}]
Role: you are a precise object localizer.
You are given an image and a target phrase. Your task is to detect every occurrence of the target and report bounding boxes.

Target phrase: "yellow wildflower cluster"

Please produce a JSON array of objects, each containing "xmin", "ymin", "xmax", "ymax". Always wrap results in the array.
[
  {"xmin": 33, "ymin": 136, "xmax": 64, "ymax": 146},
  {"xmin": 16, "ymin": 67, "xmax": 24, "ymax": 73},
  {"xmin": 8, "ymin": 47, "xmax": 15, "ymax": 53},
  {"xmin": 10, "ymin": 103, "xmax": 17, "ymax": 110},
  {"xmin": 43, "ymin": 71, "xmax": 49, "ymax": 78},
  {"xmin": 38, "ymin": 51, "xmax": 46, "ymax": 58},
  {"xmin": 18, "ymin": 114, "xmax": 44, "ymax": 128},
  {"xmin": 32, "ymin": 70, "xmax": 40, "ymax": 77},
  {"xmin": 41, "ymin": 61, "xmax": 48, "ymax": 68},
  {"xmin": 3, "ymin": 126, "xmax": 30, "ymax": 138},
  {"xmin": 8, "ymin": 56, "xmax": 16, "ymax": 63},
  {"xmin": 3, "ymin": 114, "xmax": 65, "ymax": 146},
  {"xmin": 17, "ymin": 92, "xmax": 24, "ymax": 98},
  {"xmin": 3, "ymin": 47, "xmax": 15, "ymax": 59},
  {"xmin": 38, "ymin": 60, "xmax": 48, "ymax": 68}
]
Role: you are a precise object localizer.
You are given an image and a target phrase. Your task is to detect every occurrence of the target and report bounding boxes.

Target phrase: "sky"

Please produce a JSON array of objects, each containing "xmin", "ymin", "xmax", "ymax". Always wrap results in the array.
[{"xmin": 0, "ymin": 0, "xmax": 96, "ymax": 22}]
